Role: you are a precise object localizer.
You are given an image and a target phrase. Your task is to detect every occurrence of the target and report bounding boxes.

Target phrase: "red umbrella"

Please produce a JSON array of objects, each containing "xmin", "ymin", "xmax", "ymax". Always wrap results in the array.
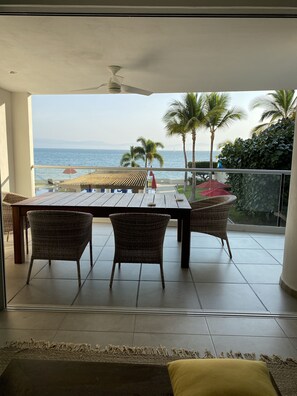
[
  {"xmin": 151, "ymin": 174, "xmax": 157, "ymax": 189},
  {"xmin": 149, "ymin": 170, "xmax": 157, "ymax": 189},
  {"xmin": 197, "ymin": 180, "xmax": 230, "ymax": 190},
  {"xmin": 63, "ymin": 167, "xmax": 77, "ymax": 178},
  {"xmin": 201, "ymin": 188, "xmax": 231, "ymax": 197},
  {"xmin": 63, "ymin": 167, "xmax": 77, "ymax": 175}
]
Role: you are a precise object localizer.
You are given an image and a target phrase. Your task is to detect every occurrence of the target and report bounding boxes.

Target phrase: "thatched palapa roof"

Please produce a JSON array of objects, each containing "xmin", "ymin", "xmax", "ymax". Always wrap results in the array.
[{"xmin": 59, "ymin": 171, "xmax": 147, "ymax": 192}]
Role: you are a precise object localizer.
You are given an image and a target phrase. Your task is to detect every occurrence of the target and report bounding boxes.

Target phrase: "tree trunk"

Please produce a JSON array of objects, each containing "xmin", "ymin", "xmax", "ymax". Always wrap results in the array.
[
  {"xmin": 182, "ymin": 136, "xmax": 188, "ymax": 192},
  {"xmin": 209, "ymin": 128, "xmax": 215, "ymax": 181},
  {"xmin": 145, "ymin": 157, "xmax": 148, "ymax": 191},
  {"xmin": 189, "ymin": 129, "xmax": 196, "ymax": 202}
]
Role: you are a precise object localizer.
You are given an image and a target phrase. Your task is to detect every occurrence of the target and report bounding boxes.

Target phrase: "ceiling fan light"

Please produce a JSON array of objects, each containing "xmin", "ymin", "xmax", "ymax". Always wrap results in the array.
[{"xmin": 108, "ymin": 81, "xmax": 121, "ymax": 93}]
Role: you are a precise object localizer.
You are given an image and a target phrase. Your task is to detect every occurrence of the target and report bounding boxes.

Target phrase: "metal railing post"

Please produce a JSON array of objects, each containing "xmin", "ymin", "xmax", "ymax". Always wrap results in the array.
[{"xmin": 277, "ymin": 173, "xmax": 286, "ymax": 227}]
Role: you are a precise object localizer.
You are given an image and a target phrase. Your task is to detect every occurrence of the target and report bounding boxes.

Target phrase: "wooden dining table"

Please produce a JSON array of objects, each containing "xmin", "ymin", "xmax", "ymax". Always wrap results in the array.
[{"xmin": 12, "ymin": 192, "xmax": 192, "ymax": 268}]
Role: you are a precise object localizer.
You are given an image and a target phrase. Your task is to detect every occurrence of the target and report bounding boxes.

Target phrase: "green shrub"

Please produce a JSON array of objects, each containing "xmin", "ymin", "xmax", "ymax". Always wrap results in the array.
[
  {"xmin": 188, "ymin": 161, "xmax": 218, "ymax": 168},
  {"xmin": 187, "ymin": 161, "xmax": 218, "ymax": 183},
  {"xmin": 218, "ymin": 119, "xmax": 293, "ymax": 218}
]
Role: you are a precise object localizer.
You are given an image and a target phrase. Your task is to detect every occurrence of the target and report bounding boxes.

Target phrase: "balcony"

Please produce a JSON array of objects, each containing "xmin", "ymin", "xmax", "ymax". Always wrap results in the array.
[{"xmin": 2, "ymin": 166, "xmax": 297, "ymax": 357}]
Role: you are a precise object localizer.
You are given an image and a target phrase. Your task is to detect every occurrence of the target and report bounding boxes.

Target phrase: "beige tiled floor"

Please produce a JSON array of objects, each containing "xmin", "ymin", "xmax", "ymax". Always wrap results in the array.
[{"xmin": 1, "ymin": 222, "xmax": 297, "ymax": 358}]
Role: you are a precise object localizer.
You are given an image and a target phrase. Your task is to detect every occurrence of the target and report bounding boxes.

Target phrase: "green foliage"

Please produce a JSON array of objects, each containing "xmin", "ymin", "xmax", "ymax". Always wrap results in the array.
[
  {"xmin": 188, "ymin": 161, "xmax": 218, "ymax": 168},
  {"xmin": 136, "ymin": 137, "xmax": 164, "ymax": 167},
  {"xmin": 219, "ymin": 119, "xmax": 294, "ymax": 169},
  {"xmin": 120, "ymin": 146, "xmax": 143, "ymax": 167},
  {"xmin": 219, "ymin": 119, "xmax": 294, "ymax": 170},
  {"xmin": 164, "ymin": 92, "xmax": 205, "ymax": 201},
  {"xmin": 250, "ymin": 90, "xmax": 297, "ymax": 134},
  {"xmin": 202, "ymin": 92, "xmax": 246, "ymax": 168},
  {"xmin": 187, "ymin": 161, "xmax": 217, "ymax": 182},
  {"xmin": 218, "ymin": 119, "xmax": 294, "ymax": 217},
  {"xmin": 177, "ymin": 185, "xmax": 203, "ymax": 200}
]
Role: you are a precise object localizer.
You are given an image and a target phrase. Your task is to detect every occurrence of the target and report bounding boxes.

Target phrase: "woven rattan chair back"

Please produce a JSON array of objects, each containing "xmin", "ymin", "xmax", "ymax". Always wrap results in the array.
[
  {"xmin": 190, "ymin": 195, "xmax": 237, "ymax": 258},
  {"xmin": 109, "ymin": 213, "xmax": 170, "ymax": 289},
  {"xmin": 2, "ymin": 192, "xmax": 30, "ymax": 254},
  {"xmin": 26, "ymin": 210, "xmax": 93, "ymax": 287}
]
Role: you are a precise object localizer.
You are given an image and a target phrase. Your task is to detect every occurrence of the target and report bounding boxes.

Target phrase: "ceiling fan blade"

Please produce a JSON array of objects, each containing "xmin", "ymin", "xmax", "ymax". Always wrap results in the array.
[
  {"xmin": 121, "ymin": 84, "xmax": 153, "ymax": 96},
  {"xmin": 72, "ymin": 83, "xmax": 107, "ymax": 92}
]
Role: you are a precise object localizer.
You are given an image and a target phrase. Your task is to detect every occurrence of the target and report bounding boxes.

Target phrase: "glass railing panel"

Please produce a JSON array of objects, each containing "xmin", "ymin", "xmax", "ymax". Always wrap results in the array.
[
  {"xmin": 277, "ymin": 174, "xmax": 290, "ymax": 227},
  {"xmin": 225, "ymin": 172, "xmax": 282, "ymax": 227},
  {"xmin": 146, "ymin": 170, "xmax": 184, "ymax": 195},
  {"xmin": 34, "ymin": 166, "xmax": 95, "ymax": 195},
  {"xmin": 34, "ymin": 166, "xmax": 149, "ymax": 195},
  {"xmin": 33, "ymin": 165, "xmax": 290, "ymax": 228},
  {"xmin": 152, "ymin": 168, "xmax": 289, "ymax": 227}
]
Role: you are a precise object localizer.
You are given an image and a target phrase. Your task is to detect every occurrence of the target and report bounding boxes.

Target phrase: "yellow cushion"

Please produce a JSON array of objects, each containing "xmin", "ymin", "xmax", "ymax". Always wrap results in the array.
[{"xmin": 167, "ymin": 359, "xmax": 278, "ymax": 396}]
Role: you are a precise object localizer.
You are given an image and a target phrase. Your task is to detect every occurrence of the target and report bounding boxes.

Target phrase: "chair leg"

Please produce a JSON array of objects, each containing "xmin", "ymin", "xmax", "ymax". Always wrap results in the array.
[
  {"xmin": 109, "ymin": 261, "xmax": 117, "ymax": 289},
  {"xmin": 89, "ymin": 240, "xmax": 93, "ymax": 268},
  {"xmin": 225, "ymin": 237, "xmax": 232, "ymax": 259},
  {"xmin": 49, "ymin": 260, "xmax": 51, "ymax": 266},
  {"xmin": 221, "ymin": 238, "xmax": 224, "ymax": 246},
  {"xmin": 25, "ymin": 227, "xmax": 29, "ymax": 255},
  {"xmin": 6, "ymin": 232, "xmax": 9, "ymax": 242},
  {"xmin": 77, "ymin": 260, "xmax": 81, "ymax": 287},
  {"xmin": 160, "ymin": 262, "xmax": 165, "ymax": 289},
  {"xmin": 26, "ymin": 257, "xmax": 34, "ymax": 284}
]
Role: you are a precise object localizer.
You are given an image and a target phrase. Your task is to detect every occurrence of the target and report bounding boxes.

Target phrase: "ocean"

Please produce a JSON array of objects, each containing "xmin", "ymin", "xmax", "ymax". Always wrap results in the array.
[{"xmin": 34, "ymin": 148, "xmax": 219, "ymax": 183}]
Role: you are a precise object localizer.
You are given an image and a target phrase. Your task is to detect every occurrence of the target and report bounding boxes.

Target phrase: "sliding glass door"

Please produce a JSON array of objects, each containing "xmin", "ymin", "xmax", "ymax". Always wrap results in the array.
[{"xmin": 0, "ymin": 180, "xmax": 7, "ymax": 310}]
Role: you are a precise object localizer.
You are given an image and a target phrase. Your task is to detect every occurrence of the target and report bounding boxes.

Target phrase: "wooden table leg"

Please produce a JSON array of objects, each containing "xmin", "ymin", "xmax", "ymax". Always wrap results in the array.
[
  {"xmin": 177, "ymin": 218, "xmax": 182, "ymax": 242},
  {"xmin": 12, "ymin": 206, "xmax": 25, "ymax": 264},
  {"xmin": 181, "ymin": 212, "xmax": 191, "ymax": 269}
]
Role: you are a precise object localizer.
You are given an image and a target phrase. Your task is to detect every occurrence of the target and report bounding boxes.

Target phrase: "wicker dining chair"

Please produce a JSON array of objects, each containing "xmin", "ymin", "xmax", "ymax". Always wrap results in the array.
[
  {"xmin": 26, "ymin": 210, "xmax": 93, "ymax": 287},
  {"xmin": 109, "ymin": 213, "xmax": 170, "ymax": 289},
  {"xmin": 190, "ymin": 195, "xmax": 237, "ymax": 258},
  {"xmin": 2, "ymin": 191, "xmax": 30, "ymax": 254}
]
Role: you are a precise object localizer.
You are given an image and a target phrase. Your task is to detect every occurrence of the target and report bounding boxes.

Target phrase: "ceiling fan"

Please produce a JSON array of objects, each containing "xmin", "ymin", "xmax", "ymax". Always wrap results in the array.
[{"xmin": 75, "ymin": 65, "xmax": 153, "ymax": 96}]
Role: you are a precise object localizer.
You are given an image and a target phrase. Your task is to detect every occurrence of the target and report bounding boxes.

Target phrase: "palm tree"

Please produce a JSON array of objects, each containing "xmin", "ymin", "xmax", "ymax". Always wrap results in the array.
[
  {"xmin": 136, "ymin": 137, "xmax": 164, "ymax": 167},
  {"xmin": 203, "ymin": 92, "xmax": 246, "ymax": 169},
  {"xmin": 250, "ymin": 90, "xmax": 297, "ymax": 134},
  {"xmin": 217, "ymin": 139, "xmax": 233, "ymax": 150},
  {"xmin": 164, "ymin": 93, "xmax": 204, "ymax": 201},
  {"xmin": 163, "ymin": 111, "xmax": 188, "ymax": 191},
  {"xmin": 120, "ymin": 146, "xmax": 143, "ymax": 167}
]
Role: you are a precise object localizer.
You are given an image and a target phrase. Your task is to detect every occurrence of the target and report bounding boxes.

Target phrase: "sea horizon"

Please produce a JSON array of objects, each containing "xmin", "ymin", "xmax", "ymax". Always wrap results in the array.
[{"xmin": 34, "ymin": 147, "xmax": 220, "ymax": 183}]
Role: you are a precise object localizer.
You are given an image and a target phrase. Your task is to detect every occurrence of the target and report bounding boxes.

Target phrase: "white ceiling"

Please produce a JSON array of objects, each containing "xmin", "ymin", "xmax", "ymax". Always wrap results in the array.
[{"xmin": 0, "ymin": 15, "xmax": 297, "ymax": 95}]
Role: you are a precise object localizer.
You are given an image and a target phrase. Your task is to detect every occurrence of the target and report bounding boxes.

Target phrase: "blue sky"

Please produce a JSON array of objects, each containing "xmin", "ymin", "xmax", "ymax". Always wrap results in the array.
[{"xmin": 32, "ymin": 91, "xmax": 268, "ymax": 151}]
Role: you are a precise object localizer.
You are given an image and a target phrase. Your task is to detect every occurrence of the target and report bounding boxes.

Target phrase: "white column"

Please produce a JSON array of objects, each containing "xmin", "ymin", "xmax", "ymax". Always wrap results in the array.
[
  {"xmin": 11, "ymin": 93, "xmax": 34, "ymax": 197},
  {"xmin": 280, "ymin": 114, "xmax": 297, "ymax": 297},
  {"xmin": 0, "ymin": 88, "xmax": 13, "ymax": 192}
]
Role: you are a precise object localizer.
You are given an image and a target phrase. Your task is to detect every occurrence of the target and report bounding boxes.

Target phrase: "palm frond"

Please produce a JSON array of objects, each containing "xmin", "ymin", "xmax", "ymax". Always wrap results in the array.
[
  {"xmin": 250, "ymin": 89, "xmax": 297, "ymax": 131},
  {"xmin": 135, "ymin": 136, "xmax": 164, "ymax": 168},
  {"xmin": 251, "ymin": 122, "xmax": 270, "ymax": 135},
  {"xmin": 153, "ymin": 153, "xmax": 164, "ymax": 167}
]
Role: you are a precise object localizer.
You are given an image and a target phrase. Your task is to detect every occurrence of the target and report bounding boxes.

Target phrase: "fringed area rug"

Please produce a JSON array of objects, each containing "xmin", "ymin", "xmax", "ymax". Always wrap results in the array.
[{"xmin": 0, "ymin": 339, "xmax": 297, "ymax": 395}]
